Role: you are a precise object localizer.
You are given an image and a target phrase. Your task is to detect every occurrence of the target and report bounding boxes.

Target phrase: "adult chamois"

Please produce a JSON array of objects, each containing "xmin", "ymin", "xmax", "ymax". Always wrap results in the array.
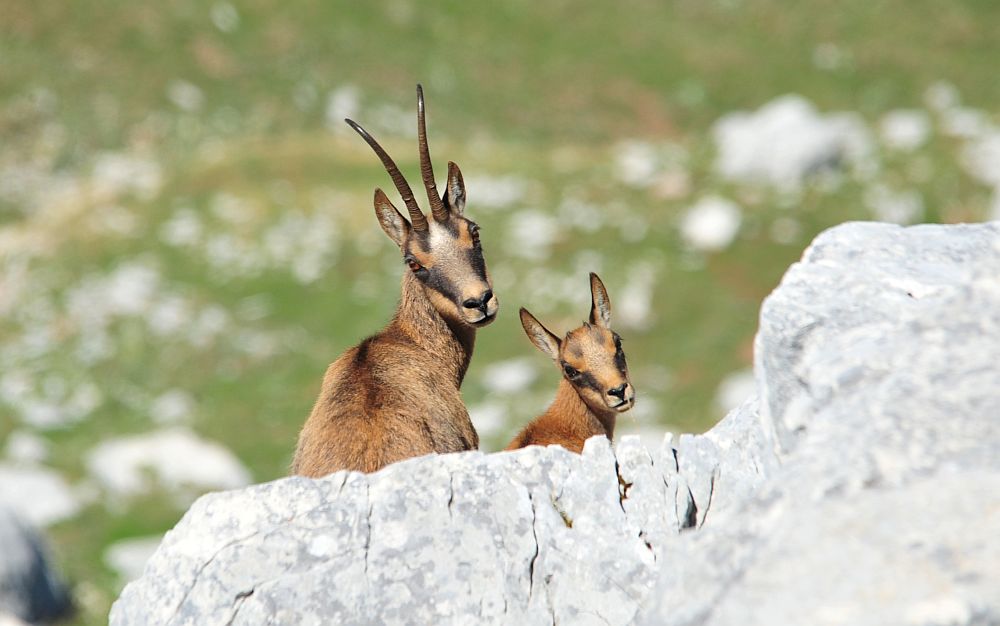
[
  {"xmin": 293, "ymin": 86, "xmax": 499, "ymax": 476},
  {"xmin": 506, "ymin": 273, "xmax": 635, "ymax": 453}
]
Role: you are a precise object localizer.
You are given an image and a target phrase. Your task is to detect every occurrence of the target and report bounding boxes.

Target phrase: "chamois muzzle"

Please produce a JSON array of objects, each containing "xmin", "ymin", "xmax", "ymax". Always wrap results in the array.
[
  {"xmin": 606, "ymin": 382, "xmax": 635, "ymax": 412},
  {"xmin": 463, "ymin": 288, "xmax": 498, "ymax": 326}
]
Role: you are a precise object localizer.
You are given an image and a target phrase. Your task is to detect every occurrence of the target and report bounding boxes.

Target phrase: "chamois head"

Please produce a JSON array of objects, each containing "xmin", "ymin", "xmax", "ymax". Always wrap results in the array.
[
  {"xmin": 345, "ymin": 85, "xmax": 498, "ymax": 328},
  {"xmin": 520, "ymin": 273, "xmax": 635, "ymax": 414}
]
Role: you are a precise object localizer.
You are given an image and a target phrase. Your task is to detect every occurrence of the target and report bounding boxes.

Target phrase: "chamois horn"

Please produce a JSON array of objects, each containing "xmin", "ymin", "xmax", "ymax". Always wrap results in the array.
[
  {"xmin": 345, "ymin": 118, "xmax": 428, "ymax": 232},
  {"xmin": 416, "ymin": 84, "xmax": 449, "ymax": 222}
]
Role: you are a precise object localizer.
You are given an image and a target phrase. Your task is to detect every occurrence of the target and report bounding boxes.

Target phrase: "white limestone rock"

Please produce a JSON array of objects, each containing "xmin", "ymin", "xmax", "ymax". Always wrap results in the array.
[
  {"xmin": 713, "ymin": 95, "xmax": 875, "ymax": 190},
  {"xmin": 111, "ymin": 401, "xmax": 768, "ymax": 626},
  {"xmin": 640, "ymin": 221, "xmax": 1000, "ymax": 626},
  {"xmin": 111, "ymin": 221, "xmax": 1000, "ymax": 626}
]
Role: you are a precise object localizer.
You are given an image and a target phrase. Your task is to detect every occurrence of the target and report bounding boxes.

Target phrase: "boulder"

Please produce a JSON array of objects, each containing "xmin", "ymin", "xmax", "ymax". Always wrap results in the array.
[
  {"xmin": 111, "ymin": 221, "xmax": 1000, "ymax": 626},
  {"xmin": 0, "ymin": 507, "xmax": 72, "ymax": 624},
  {"xmin": 641, "ymin": 221, "xmax": 1000, "ymax": 625}
]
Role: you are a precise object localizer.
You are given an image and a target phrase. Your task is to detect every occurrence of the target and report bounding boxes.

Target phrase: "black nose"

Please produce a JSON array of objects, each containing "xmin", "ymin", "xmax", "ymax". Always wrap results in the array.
[
  {"xmin": 463, "ymin": 289, "xmax": 493, "ymax": 311},
  {"xmin": 608, "ymin": 383, "xmax": 627, "ymax": 399}
]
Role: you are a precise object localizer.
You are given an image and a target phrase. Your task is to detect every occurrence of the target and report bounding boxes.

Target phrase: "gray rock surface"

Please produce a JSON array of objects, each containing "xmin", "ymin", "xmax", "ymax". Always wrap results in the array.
[
  {"xmin": 111, "ymin": 221, "xmax": 1000, "ymax": 626},
  {"xmin": 110, "ymin": 408, "xmax": 769, "ymax": 626},
  {"xmin": 0, "ymin": 507, "xmax": 72, "ymax": 624},
  {"xmin": 641, "ymin": 221, "xmax": 1000, "ymax": 625}
]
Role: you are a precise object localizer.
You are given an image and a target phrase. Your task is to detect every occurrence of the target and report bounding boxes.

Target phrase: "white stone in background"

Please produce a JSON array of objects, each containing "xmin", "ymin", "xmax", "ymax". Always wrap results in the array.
[
  {"xmin": 147, "ymin": 294, "xmax": 193, "ymax": 336},
  {"xmin": 617, "ymin": 262, "xmax": 657, "ymax": 330},
  {"xmin": 680, "ymin": 196, "xmax": 742, "ymax": 251},
  {"xmin": 463, "ymin": 175, "xmax": 527, "ymax": 210},
  {"xmin": 467, "ymin": 401, "xmax": 507, "ymax": 440},
  {"xmin": 3, "ymin": 377, "xmax": 103, "ymax": 430},
  {"xmin": 879, "ymin": 109, "xmax": 931, "ymax": 151},
  {"xmin": 92, "ymin": 153, "xmax": 163, "ymax": 200},
  {"xmin": 0, "ymin": 466, "xmax": 81, "ymax": 526},
  {"xmin": 262, "ymin": 211, "xmax": 339, "ymax": 284},
  {"xmin": 159, "ymin": 208, "xmax": 203, "ymax": 247},
  {"xmin": 166, "ymin": 81, "xmax": 204, "ymax": 112},
  {"xmin": 715, "ymin": 369, "xmax": 755, "ymax": 413},
  {"xmin": 85, "ymin": 428, "xmax": 251, "ymax": 499},
  {"xmin": 961, "ymin": 129, "xmax": 1000, "ymax": 187},
  {"xmin": 924, "ymin": 81, "xmax": 960, "ymax": 112},
  {"xmin": 66, "ymin": 263, "xmax": 161, "ymax": 330},
  {"xmin": 210, "ymin": 2, "xmax": 239, "ymax": 33},
  {"xmin": 614, "ymin": 140, "xmax": 659, "ymax": 187},
  {"xmin": 864, "ymin": 185, "xmax": 924, "ymax": 224},
  {"xmin": 0, "ymin": 507, "xmax": 72, "ymax": 623},
  {"xmin": 150, "ymin": 390, "xmax": 196, "ymax": 425},
  {"xmin": 481, "ymin": 358, "xmax": 537, "ymax": 395},
  {"xmin": 712, "ymin": 95, "xmax": 875, "ymax": 190},
  {"xmin": 812, "ymin": 42, "xmax": 849, "ymax": 71},
  {"xmin": 557, "ymin": 196, "xmax": 606, "ymax": 233},
  {"xmin": 186, "ymin": 305, "xmax": 230, "ymax": 348},
  {"xmin": 104, "ymin": 536, "xmax": 164, "ymax": 585},
  {"xmin": 324, "ymin": 85, "xmax": 361, "ymax": 133},
  {"xmin": 506, "ymin": 209, "xmax": 559, "ymax": 260},
  {"xmin": 3, "ymin": 431, "xmax": 48, "ymax": 465},
  {"xmin": 941, "ymin": 107, "xmax": 991, "ymax": 139}
]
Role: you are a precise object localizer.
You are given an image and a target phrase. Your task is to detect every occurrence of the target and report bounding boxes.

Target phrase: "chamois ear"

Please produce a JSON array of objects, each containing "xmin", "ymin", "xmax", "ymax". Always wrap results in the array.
[
  {"xmin": 442, "ymin": 161, "xmax": 466, "ymax": 215},
  {"xmin": 589, "ymin": 272, "xmax": 612, "ymax": 328},
  {"xmin": 373, "ymin": 188, "xmax": 410, "ymax": 247},
  {"xmin": 520, "ymin": 307, "xmax": 561, "ymax": 362}
]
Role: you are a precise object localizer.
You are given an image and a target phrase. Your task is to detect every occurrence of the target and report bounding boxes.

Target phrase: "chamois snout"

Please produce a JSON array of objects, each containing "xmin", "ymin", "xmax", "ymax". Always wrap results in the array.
[
  {"xmin": 606, "ymin": 381, "xmax": 635, "ymax": 412},
  {"xmin": 461, "ymin": 287, "xmax": 498, "ymax": 326}
]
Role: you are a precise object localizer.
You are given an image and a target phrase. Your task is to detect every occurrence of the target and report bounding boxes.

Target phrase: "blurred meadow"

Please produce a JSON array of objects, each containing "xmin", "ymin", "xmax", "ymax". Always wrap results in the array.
[{"xmin": 2, "ymin": 1, "xmax": 999, "ymax": 623}]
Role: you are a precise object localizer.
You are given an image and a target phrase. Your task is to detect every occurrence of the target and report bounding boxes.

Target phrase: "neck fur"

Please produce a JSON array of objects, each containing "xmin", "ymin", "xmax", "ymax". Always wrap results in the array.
[
  {"xmin": 548, "ymin": 378, "xmax": 617, "ymax": 440},
  {"xmin": 389, "ymin": 271, "xmax": 476, "ymax": 385}
]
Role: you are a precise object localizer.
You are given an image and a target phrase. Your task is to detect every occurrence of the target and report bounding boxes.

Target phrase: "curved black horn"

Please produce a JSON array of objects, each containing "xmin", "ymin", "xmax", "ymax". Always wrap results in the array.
[
  {"xmin": 345, "ymin": 118, "xmax": 428, "ymax": 232},
  {"xmin": 416, "ymin": 84, "xmax": 449, "ymax": 222}
]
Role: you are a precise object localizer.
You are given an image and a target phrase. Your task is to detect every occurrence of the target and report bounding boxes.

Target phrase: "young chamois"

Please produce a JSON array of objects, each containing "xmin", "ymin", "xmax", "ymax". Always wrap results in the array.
[
  {"xmin": 293, "ymin": 86, "xmax": 499, "ymax": 476},
  {"xmin": 506, "ymin": 273, "xmax": 635, "ymax": 453}
]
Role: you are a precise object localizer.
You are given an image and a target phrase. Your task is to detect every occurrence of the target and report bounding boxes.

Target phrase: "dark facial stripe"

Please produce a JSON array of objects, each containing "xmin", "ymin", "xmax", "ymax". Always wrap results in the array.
[
  {"xmin": 425, "ymin": 266, "xmax": 460, "ymax": 301},
  {"xmin": 465, "ymin": 247, "xmax": 489, "ymax": 283},
  {"xmin": 570, "ymin": 370, "xmax": 602, "ymax": 395},
  {"xmin": 615, "ymin": 349, "xmax": 628, "ymax": 374}
]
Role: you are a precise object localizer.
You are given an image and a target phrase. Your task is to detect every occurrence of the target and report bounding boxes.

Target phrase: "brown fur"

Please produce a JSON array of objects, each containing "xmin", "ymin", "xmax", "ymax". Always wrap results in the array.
[
  {"xmin": 506, "ymin": 273, "xmax": 635, "ymax": 453},
  {"xmin": 292, "ymin": 86, "xmax": 497, "ymax": 476}
]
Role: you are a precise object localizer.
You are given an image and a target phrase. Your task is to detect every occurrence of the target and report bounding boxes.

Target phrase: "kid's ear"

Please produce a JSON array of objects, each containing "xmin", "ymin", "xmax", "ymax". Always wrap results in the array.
[
  {"xmin": 374, "ymin": 188, "xmax": 411, "ymax": 247},
  {"xmin": 442, "ymin": 161, "xmax": 466, "ymax": 215},
  {"xmin": 588, "ymin": 272, "xmax": 612, "ymax": 328},
  {"xmin": 520, "ymin": 307, "xmax": 561, "ymax": 361}
]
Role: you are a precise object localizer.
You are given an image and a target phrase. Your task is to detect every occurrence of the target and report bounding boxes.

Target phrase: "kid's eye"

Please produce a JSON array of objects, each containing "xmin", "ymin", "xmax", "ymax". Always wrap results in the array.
[
  {"xmin": 406, "ymin": 259, "xmax": 424, "ymax": 273},
  {"xmin": 563, "ymin": 364, "xmax": 579, "ymax": 378}
]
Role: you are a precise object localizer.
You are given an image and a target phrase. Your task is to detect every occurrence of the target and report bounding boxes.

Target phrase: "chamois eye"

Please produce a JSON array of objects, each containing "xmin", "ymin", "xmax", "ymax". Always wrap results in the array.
[
  {"xmin": 469, "ymin": 224, "xmax": 481, "ymax": 244},
  {"xmin": 563, "ymin": 364, "xmax": 579, "ymax": 378},
  {"xmin": 614, "ymin": 336, "xmax": 623, "ymax": 351},
  {"xmin": 406, "ymin": 259, "xmax": 424, "ymax": 273}
]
